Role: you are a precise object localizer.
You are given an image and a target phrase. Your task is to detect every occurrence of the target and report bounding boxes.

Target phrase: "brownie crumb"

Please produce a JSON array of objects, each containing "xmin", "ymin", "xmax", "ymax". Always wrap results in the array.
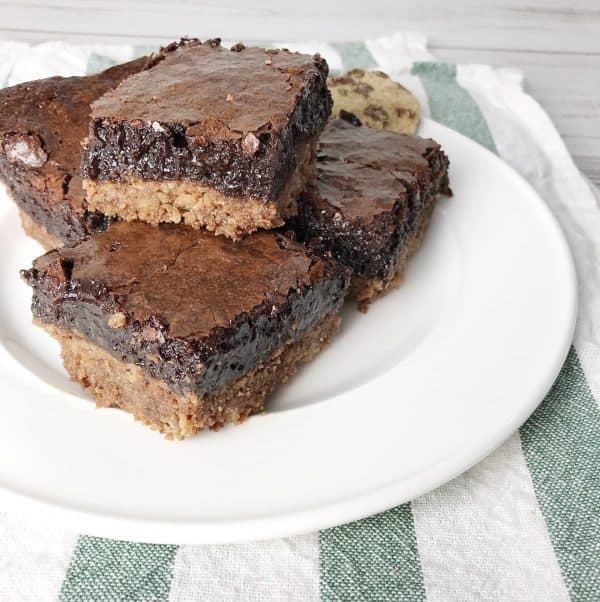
[
  {"xmin": 108, "ymin": 312, "xmax": 128, "ymax": 328},
  {"xmin": 242, "ymin": 132, "xmax": 260, "ymax": 155}
]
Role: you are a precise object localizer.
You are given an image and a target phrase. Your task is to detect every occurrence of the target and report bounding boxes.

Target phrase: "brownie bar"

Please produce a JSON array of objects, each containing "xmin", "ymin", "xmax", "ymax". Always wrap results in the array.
[
  {"xmin": 0, "ymin": 57, "xmax": 146, "ymax": 248},
  {"xmin": 22, "ymin": 221, "xmax": 349, "ymax": 438},
  {"xmin": 290, "ymin": 117, "xmax": 451, "ymax": 310},
  {"xmin": 82, "ymin": 38, "xmax": 332, "ymax": 239}
]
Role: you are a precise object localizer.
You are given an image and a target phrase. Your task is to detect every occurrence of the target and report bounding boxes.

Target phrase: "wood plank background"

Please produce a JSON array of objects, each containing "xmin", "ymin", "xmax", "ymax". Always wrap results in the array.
[{"xmin": 0, "ymin": 0, "xmax": 598, "ymax": 185}]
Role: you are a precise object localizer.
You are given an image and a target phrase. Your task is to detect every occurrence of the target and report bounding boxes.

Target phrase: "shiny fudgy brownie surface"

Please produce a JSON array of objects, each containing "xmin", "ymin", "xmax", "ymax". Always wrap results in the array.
[
  {"xmin": 83, "ymin": 38, "xmax": 332, "ymax": 200},
  {"xmin": 291, "ymin": 117, "xmax": 451, "ymax": 280},
  {"xmin": 22, "ymin": 221, "xmax": 349, "ymax": 397}
]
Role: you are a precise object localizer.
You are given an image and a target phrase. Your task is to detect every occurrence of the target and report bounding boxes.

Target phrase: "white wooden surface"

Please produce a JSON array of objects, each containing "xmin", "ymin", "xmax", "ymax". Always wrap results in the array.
[{"xmin": 0, "ymin": 0, "xmax": 598, "ymax": 185}]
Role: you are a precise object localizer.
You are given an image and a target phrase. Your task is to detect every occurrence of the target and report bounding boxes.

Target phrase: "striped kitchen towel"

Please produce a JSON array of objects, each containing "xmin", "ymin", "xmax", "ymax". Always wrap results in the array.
[{"xmin": 1, "ymin": 33, "xmax": 599, "ymax": 602}]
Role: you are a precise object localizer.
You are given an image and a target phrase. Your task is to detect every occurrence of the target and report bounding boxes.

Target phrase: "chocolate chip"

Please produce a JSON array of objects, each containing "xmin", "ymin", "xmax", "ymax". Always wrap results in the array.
[
  {"xmin": 354, "ymin": 82, "xmax": 374, "ymax": 97},
  {"xmin": 339, "ymin": 110, "xmax": 362, "ymax": 127},
  {"xmin": 364, "ymin": 104, "xmax": 389, "ymax": 124},
  {"xmin": 395, "ymin": 107, "xmax": 415, "ymax": 118}
]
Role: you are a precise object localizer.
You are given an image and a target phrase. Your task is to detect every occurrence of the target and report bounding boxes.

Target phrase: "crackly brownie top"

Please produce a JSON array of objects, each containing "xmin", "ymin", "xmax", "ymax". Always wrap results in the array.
[
  {"xmin": 0, "ymin": 58, "xmax": 146, "ymax": 211},
  {"xmin": 313, "ymin": 118, "xmax": 442, "ymax": 223},
  {"xmin": 91, "ymin": 38, "xmax": 330, "ymax": 140},
  {"xmin": 27, "ymin": 221, "xmax": 331, "ymax": 340}
]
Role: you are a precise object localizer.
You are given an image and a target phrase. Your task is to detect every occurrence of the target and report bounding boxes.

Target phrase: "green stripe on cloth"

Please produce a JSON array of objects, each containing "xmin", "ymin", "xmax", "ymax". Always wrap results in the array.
[
  {"xmin": 319, "ymin": 503, "xmax": 425, "ymax": 601},
  {"xmin": 521, "ymin": 347, "xmax": 600, "ymax": 601},
  {"xmin": 411, "ymin": 62, "xmax": 497, "ymax": 153},
  {"xmin": 331, "ymin": 42, "xmax": 376, "ymax": 71},
  {"xmin": 317, "ymin": 57, "xmax": 495, "ymax": 602},
  {"xmin": 413, "ymin": 61, "xmax": 600, "ymax": 598},
  {"xmin": 59, "ymin": 536, "xmax": 177, "ymax": 601}
]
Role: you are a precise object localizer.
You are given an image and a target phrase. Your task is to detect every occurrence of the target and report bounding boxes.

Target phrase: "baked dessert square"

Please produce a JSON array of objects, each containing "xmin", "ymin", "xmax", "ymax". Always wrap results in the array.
[
  {"xmin": 82, "ymin": 38, "xmax": 332, "ymax": 240},
  {"xmin": 0, "ymin": 57, "xmax": 146, "ymax": 249},
  {"xmin": 22, "ymin": 221, "xmax": 349, "ymax": 439},
  {"xmin": 290, "ymin": 116, "xmax": 450, "ymax": 310}
]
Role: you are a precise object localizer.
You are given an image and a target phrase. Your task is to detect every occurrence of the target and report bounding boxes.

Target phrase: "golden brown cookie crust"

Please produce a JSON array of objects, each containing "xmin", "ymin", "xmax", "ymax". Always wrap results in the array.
[
  {"xmin": 19, "ymin": 209, "xmax": 61, "ymax": 250},
  {"xmin": 84, "ymin": 140, "xmax": 316, "ymax": 240},
  {"xmin": 41, "ymin": 311, "xmax": 341, "ymax": 439}
]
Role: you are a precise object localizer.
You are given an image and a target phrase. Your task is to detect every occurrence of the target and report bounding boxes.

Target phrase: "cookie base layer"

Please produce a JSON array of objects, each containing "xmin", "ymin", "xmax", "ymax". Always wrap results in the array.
[
  {"xmin": 1, "ymin": 178, "xmax": 63, "ymax": 251},
  {"xmin": 349, "ymin": 196, "xmax": 437, "ymax": 311},
  {"xmin": 84, "ymin": 141, "xmax": 316, "ymax": 240},
  {"xmin": 41, "ymin": 311, "xmax": 341, "ymax": 439}
]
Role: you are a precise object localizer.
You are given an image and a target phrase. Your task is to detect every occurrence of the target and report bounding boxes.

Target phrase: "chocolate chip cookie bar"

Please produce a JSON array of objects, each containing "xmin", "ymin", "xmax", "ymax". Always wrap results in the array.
[
  {"xmin": 290, "ymin": 116, "xmax": 450, "ymax": 310},
  {"xmin": 0, "ymin": 57, "xmax": 146, "ymax": 248},
  {"xmin": 22, "ymin": 221, "xmax": 349, "ymax": 438},
  {"xmin": 82, "ymin": 39, "xmax": 332, "ymax": 240}
]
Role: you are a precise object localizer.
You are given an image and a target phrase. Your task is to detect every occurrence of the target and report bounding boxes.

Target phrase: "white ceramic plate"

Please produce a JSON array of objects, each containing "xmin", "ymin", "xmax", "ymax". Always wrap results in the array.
[{"xmin": 0, "ymin": 119, "xmax": 576, "ymax": 544}]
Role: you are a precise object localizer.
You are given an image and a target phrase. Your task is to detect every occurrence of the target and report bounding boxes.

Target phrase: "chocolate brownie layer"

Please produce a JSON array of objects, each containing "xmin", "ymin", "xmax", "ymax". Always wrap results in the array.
[
  {"xmin": 84, "ymin": 39, "xmax": 330, "ymax": 199},
  {"xmin": 22, "ymin": 221, "xmax": 349, "ymax": 403},
  {"xmin": 0, "ymin": 57, "xmax": 146, "ymax": 246},
  {"xmin": 347, "ymin": 197, "xmax": 437, "ymax": 306},
  {"xmin": 82, "ymin": 139, "xmax": 315, "ymax": 240},
  {"xmin": 290, "ymin": 117, "xmax": 450, "ymax": 308},
  {"xmin": 82, "ymin": 39, "xmax": 331, "ymax": 237}
]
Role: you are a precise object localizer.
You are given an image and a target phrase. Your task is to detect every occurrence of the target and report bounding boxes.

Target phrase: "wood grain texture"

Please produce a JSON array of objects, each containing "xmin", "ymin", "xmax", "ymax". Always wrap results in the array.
[{"xmin": 0, "ymin": 0, "xmax": 598, "ymax": 184}]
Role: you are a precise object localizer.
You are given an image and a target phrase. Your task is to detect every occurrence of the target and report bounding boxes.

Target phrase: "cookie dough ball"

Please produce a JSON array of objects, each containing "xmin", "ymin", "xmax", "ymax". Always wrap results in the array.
[{"xmin": 328, "ymin": 68, "xmax": 420, "ymax": 134}]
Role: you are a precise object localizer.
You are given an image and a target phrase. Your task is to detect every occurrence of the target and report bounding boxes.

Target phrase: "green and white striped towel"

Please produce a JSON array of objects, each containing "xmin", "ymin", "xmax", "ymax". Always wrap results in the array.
[{"xmin": 1, "ymin": 33, "xmax": 599, "ymax": 602}]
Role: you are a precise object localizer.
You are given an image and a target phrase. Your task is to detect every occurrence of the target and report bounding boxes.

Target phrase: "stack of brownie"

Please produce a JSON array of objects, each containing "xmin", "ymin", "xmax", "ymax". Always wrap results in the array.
[{"xmin": 0, "ymin": 38, "xmax": 450, "ymax": 439}]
